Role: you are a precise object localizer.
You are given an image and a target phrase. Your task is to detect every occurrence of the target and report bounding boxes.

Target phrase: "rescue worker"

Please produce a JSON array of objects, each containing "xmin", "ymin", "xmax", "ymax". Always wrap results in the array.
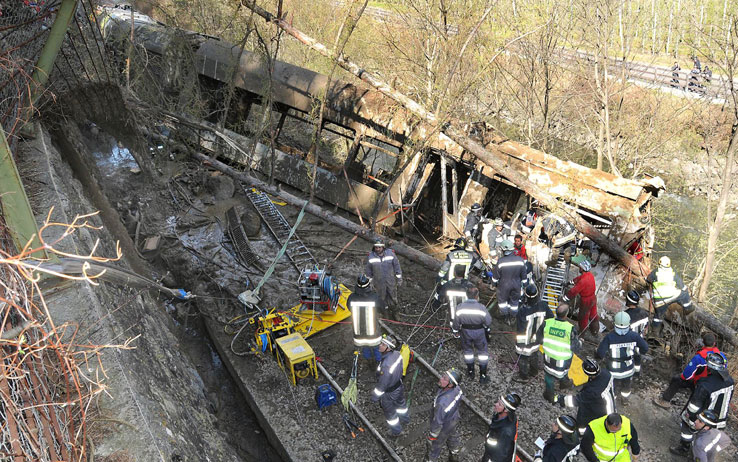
[
  {"xmin": 347, "ymin": 274, "xmax": 381, "ymax": 362},
  {"xmin": 491, "ymin": 240, "xmax": 527, "ymax": 323},
  {"xmin": 464, "ymin": 203, "xmax": 483, "ymax": 243},
  {"xmin": 426, "ymin": 369, "xmax": 464, "ymax": 462},
  {"xmin": 485, "ymin": 217, "xmax": 512, "ymax": 264},
  {"xmin": 541, "ymin": 214, "xmax": 576, "ymax": 259},
  {"xmin": 558, "ymin": 358, "xmax": 616, "ymax": 436},
  {"xmin": 669, "ymin": 353, "xmax": 734, "ymax": 457},
  {"xmin": 623, "ymin": 291, "xmax": 648, "ymax": 376},
  {"xmin": 581, "ymin": 413, "xmax": 641, "ymax": 462},
  {"xmin": 595, "ymin": 312, "xmax": 649, "ymax": 401},
  {"xmin": 514, "ymin": 283, "xmax": 551, "ymax": 382},
  {"xmin": 646, "ymin": 256, "xmax": 693, "ymax": 336},
  {"xmin": 438, "ymin": 237, "xmax": 475, "ymax": 283},
  {"xmin": 691, "ymin": 410, "xmax": 732, "ymax": 462},
  {"xmin": 563, "ymin": 259, "xmax": 599, "ymax": 338},
  {"xmin": 520, "ymin": 209, "xmax": 538, "ymax": 236},
  {"xmin": 533, "ymin": 415, "xmax": 580, "ymax": 462},
  {"xmin": 371, "ymin": 335, "xmax": 410, "ymax": 436},
  {"xmin": 653, "ymin": 332, "xmax": 724, "ymax": 409},
  {"xmin": 541, "ymin": 303, "xmax": 580, "ymax": 403},
  {"xmin": 365, "ymin": 239, "xmax": 402, "ymax": 320},
  {"xmin": 514, "ymin": 234, "xmax": 535, "ymax": 286},
  {"xmin": 482, "ymin": 392, "xmax": 522, "ymax": 462},
  {"xmin": 513, "ymin": 234, "xmax": 528, "ymax": 260},
  {"xmin": 451, "ymin": 287, "xmax": 492, "ymax": 384},
  {"xmin": 436, "ymin": 265, "xmax": 475, "ymax": 329}
]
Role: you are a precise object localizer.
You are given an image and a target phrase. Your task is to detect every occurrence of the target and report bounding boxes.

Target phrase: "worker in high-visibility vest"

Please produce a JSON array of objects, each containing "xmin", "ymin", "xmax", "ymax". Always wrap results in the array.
[
  {"xmin": 646, "ymin": 256, "xmax": 693, "ymax": 336},
  {"xmin": 581, "ymin": 413, "xmax": 641, "ymax": 462},
  {"xmin": 438, "ymin": 238, "xmax": 475, "ymax": 283},
  {"xmin": 347, "ymin": 274, "xmax": 381, "ymax": 362},
  {"xmin": 540, "ymin": 303, "xmax": 580, "ymax": 403}
]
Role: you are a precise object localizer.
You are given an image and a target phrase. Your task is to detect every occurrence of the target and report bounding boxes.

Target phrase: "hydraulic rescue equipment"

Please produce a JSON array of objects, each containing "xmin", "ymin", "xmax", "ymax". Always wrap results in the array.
[{"xmin": 249, "ymin": 266, "xmax": 352, "ymax": 385}]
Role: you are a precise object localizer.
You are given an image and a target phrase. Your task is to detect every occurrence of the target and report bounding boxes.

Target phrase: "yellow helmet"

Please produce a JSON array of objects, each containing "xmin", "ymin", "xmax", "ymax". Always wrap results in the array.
[{"xmin": 659, "ymin": 256, "xmax": 671, "ymax": 268}]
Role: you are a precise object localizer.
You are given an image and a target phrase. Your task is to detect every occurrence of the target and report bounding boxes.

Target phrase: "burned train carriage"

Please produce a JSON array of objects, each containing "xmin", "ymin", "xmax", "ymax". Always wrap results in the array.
[{"xmin": 100, "ymin": 5, "xmax": 664, "ymax": 255}]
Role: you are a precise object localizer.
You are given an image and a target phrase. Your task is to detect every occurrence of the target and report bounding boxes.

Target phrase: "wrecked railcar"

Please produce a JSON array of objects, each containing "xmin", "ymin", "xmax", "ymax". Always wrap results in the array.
[{"xmin": 99, "ymin": 6, "xmax": 663, "ymax": 255}]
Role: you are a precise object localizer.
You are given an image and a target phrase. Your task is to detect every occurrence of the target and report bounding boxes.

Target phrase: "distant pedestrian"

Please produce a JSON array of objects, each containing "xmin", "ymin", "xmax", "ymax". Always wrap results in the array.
[
  {"xmin": 671, "ymin": 62, "xmax": 681, "ymax": 88},
  {"xmin": 692, "ymin": 55, "xmax": 702, "ymax": 71}
]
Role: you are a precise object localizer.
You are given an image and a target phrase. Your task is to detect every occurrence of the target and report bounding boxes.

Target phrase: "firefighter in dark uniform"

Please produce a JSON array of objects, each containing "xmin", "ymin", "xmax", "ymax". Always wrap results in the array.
[
  {"xmin": 558, "ymin": 358, "xmax": 616, "ymax": 436},
  {"xmin": 623, "ymin": 290, "xmax": 648, "ymax": 376},
  {"xmin": 365, "ymin": 239, "xmax": 402, "ymax": 320},
  {"xmin": 436, "ymin": 265, "xmax": 475, "ymax": 329},
  {"xmin": 347, "ymin": 274, "xmax": 382, "ymax": 362},
  {"xmin": 426, "ymin": 369, "xmax": 464, "ymax": 462},
  {"xmin": 452, "ymin": 287, "xmax": 492, "ymax": 383},
  {"xmin": 670, "ymin": 353, "xmax": 735, "ymax": 457},
  {"xmin": 464, "ymin": 203, "xmax": 483, "ymax": 243},
  {"xmin": 438, "ymin": 237, "xmax": 475, "ymax": 282},
  {"xmin": 595, "ymin": 312, "xmax": 649, "ymax": 401},
  {"xmin": 540, "ymin": 303, "xmax": 580, "ymax": 403},
  {"xmin": 491, "ymin": 240, "xmax": 527, "ymax": 322},
  {"xmin": 371, "ymin": 335, "xmax": 410, "ymax": 436},
  {"xmin": 514, "ymin": 283, "xmax": 551, "ymax": 382},
  {"xmin": 533, "ymin": 415, "xmax": 580, "ymax": 462},
  {"xmin": 647, "ymin": 255, "xmax": 693, "ymax": 336},
  {"xmin": 483, "ymin": 392, "xmax": 522, "ymax": 462}
]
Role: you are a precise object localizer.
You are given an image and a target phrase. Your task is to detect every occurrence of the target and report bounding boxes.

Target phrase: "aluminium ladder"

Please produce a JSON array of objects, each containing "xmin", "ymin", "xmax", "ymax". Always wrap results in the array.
[
  {"xmin": 245, "ymin": 188, "xmax": 317, "ymax": 272},
  {"xmin": 541, "ymin": 250, "xmax": 570, "ymax": 312}
]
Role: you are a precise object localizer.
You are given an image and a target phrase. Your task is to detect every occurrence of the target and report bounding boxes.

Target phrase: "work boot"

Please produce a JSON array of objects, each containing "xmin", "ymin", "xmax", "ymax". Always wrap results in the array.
[
  {"xmin": 466, "ymin": 364, "xmax": 475, "ymax": 379},
  {"xmin": 652, "ymin": 397, "xmax": 671, "ymax": 409},
  {"xmin": 448, "ymin": 451, "xmax": 460, "ymax": 462},
  {"xmin": 479, "ymin": 366, "xmax": 489, "ymax": 384},
  {"xmin": 669, "ymin": 444, "xmax": 690, "ymax": 458},
  {"xmin": 512, "ymin": 373, "xmax": 531, "ymax": 383}
]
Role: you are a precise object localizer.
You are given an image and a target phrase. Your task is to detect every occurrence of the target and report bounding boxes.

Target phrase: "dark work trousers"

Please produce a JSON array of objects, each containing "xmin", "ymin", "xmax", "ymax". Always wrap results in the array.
[
  {"xmin": 518, "ymin": 351, "xmax": 540, "ymax": 378},
  {"xmin": 662, "ymin": 373, "xmax": 694, "ymax": 401}
]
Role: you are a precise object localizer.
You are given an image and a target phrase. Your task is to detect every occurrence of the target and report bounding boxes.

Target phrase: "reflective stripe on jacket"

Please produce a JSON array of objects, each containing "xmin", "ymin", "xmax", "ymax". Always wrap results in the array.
[{"xmin": 652, "ymin": 267, "xmax": 680, "ymax": 300}]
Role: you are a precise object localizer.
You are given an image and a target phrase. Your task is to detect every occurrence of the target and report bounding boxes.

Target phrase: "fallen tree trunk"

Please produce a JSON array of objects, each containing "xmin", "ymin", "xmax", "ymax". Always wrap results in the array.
[
  {"xmin": 191, "ymin": 152, "xmax": 441, "ymax": 270},
  {"xmin": 239, "ymin": 1, "xmax": 738, "ymax": 347}
]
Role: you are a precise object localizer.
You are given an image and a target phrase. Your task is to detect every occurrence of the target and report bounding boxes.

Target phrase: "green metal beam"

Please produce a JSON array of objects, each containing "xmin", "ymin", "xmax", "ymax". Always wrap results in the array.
[
  {"xmin": 29, "ymin": 0, "xmax": 80, "ymax": 103},
  {"xmin": 0, "ymin": 128, "xmax": 46, "ymax": 257}
]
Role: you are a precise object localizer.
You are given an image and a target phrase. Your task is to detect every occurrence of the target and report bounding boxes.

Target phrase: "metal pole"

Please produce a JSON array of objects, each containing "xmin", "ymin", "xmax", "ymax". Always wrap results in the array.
[
  {"xmin": 316, "ymin": 362, "xmax": 404, "ymax": 462},
  {"xmin": 0, "ymin": 127, "xmax": 48, "ymax": 258},
  {"xmin": 29, "ymin": 0, "xmax": 79, "ymax": 104},
  {"xmin": 440, "ymin": 154, "xmax": 448, "ymax": 236}
]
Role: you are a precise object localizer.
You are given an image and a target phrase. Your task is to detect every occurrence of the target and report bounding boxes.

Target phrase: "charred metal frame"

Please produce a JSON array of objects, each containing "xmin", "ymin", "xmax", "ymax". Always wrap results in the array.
[{"xmin": 100, "ymin": 6, "xmax": 663, "ymax": 243}]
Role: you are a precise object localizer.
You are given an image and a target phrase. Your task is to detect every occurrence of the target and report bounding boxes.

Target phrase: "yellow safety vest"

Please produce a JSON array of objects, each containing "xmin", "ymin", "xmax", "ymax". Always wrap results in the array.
[
  {"xmin": 652, "ymin": 268, "xmax": 680, "ymax": 300},
  {"xmin": 589, "ymin": 415, "xmax": 633, "ymax": 462}
]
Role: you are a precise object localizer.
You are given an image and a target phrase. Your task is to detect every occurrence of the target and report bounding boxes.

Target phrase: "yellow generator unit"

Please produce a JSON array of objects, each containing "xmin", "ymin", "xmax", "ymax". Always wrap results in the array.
[{"xmin": 275, "ymin": 332, "xmax": 319, "ymax": 385}]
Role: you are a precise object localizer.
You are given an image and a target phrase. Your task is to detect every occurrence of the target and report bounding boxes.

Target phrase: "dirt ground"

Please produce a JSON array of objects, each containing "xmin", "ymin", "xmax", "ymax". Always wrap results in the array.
[{"xmin": 68, "ymin": 118, "xmax": 737, "ymax": 461}]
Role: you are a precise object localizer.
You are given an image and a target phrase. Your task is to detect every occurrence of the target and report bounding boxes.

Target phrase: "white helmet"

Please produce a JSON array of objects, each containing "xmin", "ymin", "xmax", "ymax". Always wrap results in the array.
[{"xmin": 659, "ymin": 256, "xmax": 671, "ymax": 268}]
